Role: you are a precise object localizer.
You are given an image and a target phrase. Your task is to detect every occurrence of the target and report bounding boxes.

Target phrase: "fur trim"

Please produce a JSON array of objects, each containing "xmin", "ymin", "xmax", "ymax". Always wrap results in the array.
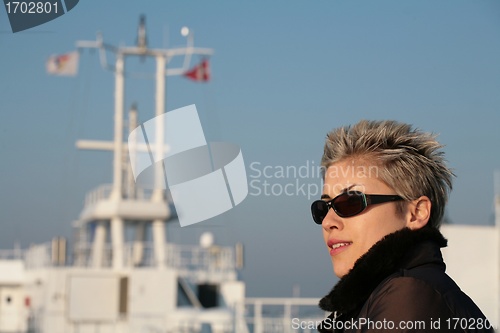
[{"xmin": 318, "ymin": 227, "xmax": 447, "ymax": 316}]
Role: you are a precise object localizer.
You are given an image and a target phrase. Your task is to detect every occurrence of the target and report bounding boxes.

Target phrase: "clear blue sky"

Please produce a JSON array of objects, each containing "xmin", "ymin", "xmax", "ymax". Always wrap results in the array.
[{"xmin": 1, "ymin": 1, "xmax": 500, "ymax": 297}]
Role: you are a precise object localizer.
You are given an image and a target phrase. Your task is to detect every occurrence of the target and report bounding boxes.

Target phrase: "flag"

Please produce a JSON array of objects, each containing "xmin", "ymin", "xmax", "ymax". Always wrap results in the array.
[
  {"xmin": 46, "ymin": 51, "xmax": 79, "ymax": 76},
  {"xmin": 184, "ymin": 59, "xmax": 210, "ymax": 82}
]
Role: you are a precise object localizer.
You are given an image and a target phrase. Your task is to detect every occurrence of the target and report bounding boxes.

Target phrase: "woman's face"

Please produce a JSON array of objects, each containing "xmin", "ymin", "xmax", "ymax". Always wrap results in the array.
[{"xmin": 322, "ymin": 160, "xmax": 409, "ymax": 278}]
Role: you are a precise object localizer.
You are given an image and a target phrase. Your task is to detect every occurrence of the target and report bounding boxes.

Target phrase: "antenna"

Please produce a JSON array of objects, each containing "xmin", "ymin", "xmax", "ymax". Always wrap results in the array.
[{"xmin": 137, "ymin": 14, "xmax": 148, "ymax": 50}]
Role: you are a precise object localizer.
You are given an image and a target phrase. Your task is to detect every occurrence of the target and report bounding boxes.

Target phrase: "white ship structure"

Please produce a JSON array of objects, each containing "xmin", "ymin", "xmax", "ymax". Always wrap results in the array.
[
  {"xmin": 0, "ymin": 18, "xmax": 498, "ymax": 333},
  {"xmin": 0, "ymin": 19, "xmax": 322, "ymax": 333}
]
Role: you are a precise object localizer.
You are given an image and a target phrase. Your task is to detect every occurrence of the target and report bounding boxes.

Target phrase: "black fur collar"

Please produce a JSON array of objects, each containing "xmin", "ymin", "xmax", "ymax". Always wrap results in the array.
[{"xmin": 318, "ymin": 227, "xmax": 447, "ymax": 317}]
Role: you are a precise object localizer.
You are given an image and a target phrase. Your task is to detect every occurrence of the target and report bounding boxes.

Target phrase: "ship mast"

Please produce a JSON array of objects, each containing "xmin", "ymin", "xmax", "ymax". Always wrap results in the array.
[{"xmin": 74, "ymin": 17, "xmax": 213, "ymax": 270}]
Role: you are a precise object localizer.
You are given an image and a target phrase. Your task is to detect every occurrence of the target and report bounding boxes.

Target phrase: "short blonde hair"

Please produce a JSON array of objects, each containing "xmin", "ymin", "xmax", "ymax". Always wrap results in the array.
[{"xmin": 321, "ymin": 120, "xmax": 454, "ymax": 228}]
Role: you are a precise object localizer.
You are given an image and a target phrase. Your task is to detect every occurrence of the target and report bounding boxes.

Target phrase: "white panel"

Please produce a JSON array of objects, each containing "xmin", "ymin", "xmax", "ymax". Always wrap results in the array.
[
  {"xmin": 224, "ymin": 150, "xmax": 248, "ymax": 206},
  {"xmin": 127, "ymin": 125, "xmax": 152, "ymax": 179},
  {"xmin": 164, "ymin": 105, "xmax": 207, "ymax": 157},
  {"xmin": 441, "ymin": 225, "xmax": 499, "ymax": 327},
  {"xmin": 130, "ymin": 104, "xmax": 207, "ymax": 182},
  {"xmin": 129, "ymin": 269, "xmax": 176, "ymax": 314},
  {"xmin": 170, "ymin": 170, "xmax": 232, "ymax": 227},
  {"xmin": 220, "ymin": 281, "xmax": 245, "ymax": 308},
  {"xmin": 0, "ymin": 287, "xmax": 26, "ymax": 332},
  {"xmin": 68, "ymin": 275, "xmax": 119, "ymax": 321},
  {"xmin": 0, "ymin": 261, "xmax": 25, "ymax": 284},
  {"xmin": 142, "ymin": 104, "xmax": 206, "ymax": 161}
]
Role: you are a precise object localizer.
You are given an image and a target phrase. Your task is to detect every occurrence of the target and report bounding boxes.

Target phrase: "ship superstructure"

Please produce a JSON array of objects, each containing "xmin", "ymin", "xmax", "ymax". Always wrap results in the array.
[{"xmin": 0, "ymin": 18, "xmax": 323, "ymax": 333}]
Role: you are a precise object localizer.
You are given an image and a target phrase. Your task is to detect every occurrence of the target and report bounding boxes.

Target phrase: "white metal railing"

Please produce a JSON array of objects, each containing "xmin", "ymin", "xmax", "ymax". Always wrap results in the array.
[
  {"xmin": 27, "ymin": 311, "xmax": 235, "ymax": 333},
  {"xmin": 9, "ymin": 240, "xmax": 237, "ymax": 275},
  {"xmin": 245, "ymin": 298, "xmax": 325, "ymax": 333},
  {"xmin": 24, "ymin": 294, "xmax": 323, "ymax": 333},
  {"xmin": 84, "ymin": 184, "xmax": 113, "ymax": 207},
  {"xmin": 24, "ymin": 243, "xmax": 52, "ymax": 269},
  {"xmin": 4, "ymin": 241, "xmax": 237, "ymax": 274},
  {"xmin": 166, "ymin": 244, "xmax": 235, "ymax": 272},
  {"xmin": 0, "ymin": 247, "xmax": 24, "ymax": 260},
  {"xmin": 84, "ymin": 184, "xmax": 156, "ymax": 207},
  {"xmin": 2, "ymin": 242, "xmax": 63, "ymax": 269},
  {"xmin": 71, "ymin": 242, "xmax": 236, "ymax": 272}
]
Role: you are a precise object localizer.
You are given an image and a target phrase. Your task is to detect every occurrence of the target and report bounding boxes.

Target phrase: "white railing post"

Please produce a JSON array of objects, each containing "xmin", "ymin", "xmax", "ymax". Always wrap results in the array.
[
  {"xmin": 284, "ymin": 301, "xmax": 291, "ymax": 333},
  {"xmin": 254, "ymin": 301, "xmax": 263, "ymax": 333}
]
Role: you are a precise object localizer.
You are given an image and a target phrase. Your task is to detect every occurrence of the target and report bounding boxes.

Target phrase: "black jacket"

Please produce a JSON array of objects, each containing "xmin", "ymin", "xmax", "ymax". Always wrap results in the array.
[{"xmin": 317, "ymin": 228, "xmax": 494, "ymax": 332}]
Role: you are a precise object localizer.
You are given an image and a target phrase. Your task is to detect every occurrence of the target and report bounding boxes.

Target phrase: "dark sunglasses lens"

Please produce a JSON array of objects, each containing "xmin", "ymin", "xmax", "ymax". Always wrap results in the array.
[
  {"xmin": 334, "ymin": 192, "xmax": 365, "ymax": 217},
  {"xmin": 311, "ymin": 200, "xmax": 328, "ymax": 224}
]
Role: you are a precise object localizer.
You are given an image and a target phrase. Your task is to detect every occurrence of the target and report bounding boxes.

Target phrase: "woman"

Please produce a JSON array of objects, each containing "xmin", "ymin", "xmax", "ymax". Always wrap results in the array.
[{"xmin": 312, "ymin": 120, "xmax": 493, "ymax": 332}]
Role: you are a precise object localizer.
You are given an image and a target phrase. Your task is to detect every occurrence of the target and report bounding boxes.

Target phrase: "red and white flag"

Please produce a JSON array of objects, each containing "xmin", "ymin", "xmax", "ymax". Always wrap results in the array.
[
  {"xmin": 184, "ymin": 59, "xmax": 210, "ymax": 82},
  {"xmin": 46, "ymin": 51, "xmax": 79, "ymax": 76}
]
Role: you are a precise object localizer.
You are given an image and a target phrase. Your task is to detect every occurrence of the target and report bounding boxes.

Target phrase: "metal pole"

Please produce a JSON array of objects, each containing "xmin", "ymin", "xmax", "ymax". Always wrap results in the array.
[
  {"xmin": 254, "ymin": 301, "xmax": 262, "ymax": 333},
  {"xmin": 92, "ymin": 221, "xmax": 106, "ymax": 268},
  {"xmin": 152, "ymin": 55, "xmax": 166, "ymax": 268},
  {"xmin": 111, "ymin": 216, "xmax": 124, "ymax": 270},
  {"xmin": 111, "ymin": 53, "xmax": 125, "ymax": 201},
  {"xmin": 153, "ymin": 54, "xmax": 167, "ymax": 198},
  {"xmin": 110, "ymin": 52, "xmax": 125, "ymax": 270},
  {"xmin": 127, "ymin": 105, "xmax": 138, "ymax": 199}
]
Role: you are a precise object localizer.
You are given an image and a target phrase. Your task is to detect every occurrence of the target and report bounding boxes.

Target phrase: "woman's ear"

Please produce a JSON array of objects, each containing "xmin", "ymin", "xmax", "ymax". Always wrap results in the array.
[{"xmin": 406, "ymin": 196, "xmax": 431, "ymax": 230}]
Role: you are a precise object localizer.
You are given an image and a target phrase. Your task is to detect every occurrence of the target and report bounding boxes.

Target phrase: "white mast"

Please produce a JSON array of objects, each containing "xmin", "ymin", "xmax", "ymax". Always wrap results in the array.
[{"xmin": 152, "ymin": 54, "xmax": 167, "ymax": 268}]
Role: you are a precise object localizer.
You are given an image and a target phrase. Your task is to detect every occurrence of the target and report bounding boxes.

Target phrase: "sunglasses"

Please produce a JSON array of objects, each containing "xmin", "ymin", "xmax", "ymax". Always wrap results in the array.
[{"xmin": 311, "ymin": 191, "xmax": 404, "ymax": 224}]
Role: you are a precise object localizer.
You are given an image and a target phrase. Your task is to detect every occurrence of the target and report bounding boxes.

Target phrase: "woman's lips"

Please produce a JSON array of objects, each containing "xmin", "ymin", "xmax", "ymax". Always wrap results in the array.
[{"xmin": 327, "ymin": 240, "xmax": 352, "ymax": 256}]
